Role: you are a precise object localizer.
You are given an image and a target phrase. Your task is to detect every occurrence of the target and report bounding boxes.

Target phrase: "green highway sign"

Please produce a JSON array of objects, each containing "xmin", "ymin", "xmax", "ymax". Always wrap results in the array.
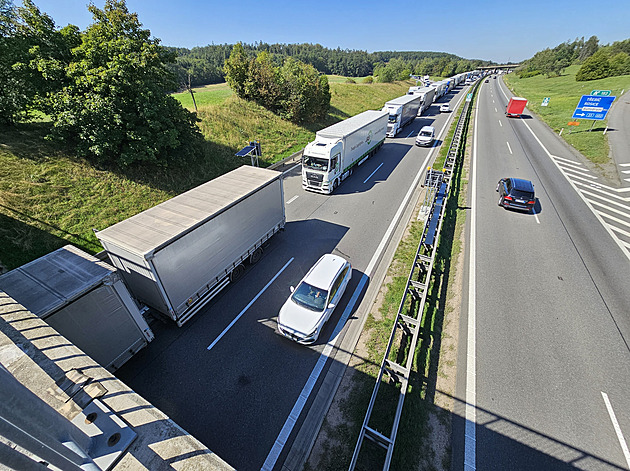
[
  {"xmin": 591, "ymin": 90, "xmax": 611, "ymax": 96},
  {"xmin": 466, "ymin": 93, "xmax": 473, "ymax": 102}
]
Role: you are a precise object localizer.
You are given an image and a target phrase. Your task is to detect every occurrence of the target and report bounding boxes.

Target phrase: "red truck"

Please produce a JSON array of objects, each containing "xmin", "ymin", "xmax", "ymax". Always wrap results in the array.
[{"xmin": 506, "ymin": 97, "xmax": 527, "ymax": 117}]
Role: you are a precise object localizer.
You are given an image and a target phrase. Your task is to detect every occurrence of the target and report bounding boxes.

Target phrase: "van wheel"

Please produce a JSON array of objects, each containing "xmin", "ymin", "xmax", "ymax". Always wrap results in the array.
[
  {"xmin": 250, "ymin": 247, "xmax": 263, "ymax": 264},
  {"xmin": 230, "ymin": 264, "xmax": 245, "ymax": 282}
]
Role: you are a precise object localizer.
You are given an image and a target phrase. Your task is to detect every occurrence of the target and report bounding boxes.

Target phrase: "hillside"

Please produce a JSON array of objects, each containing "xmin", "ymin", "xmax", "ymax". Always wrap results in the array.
[{"xmin": 0, "ymin": 79, "xmax": 412, "ymax": 270}]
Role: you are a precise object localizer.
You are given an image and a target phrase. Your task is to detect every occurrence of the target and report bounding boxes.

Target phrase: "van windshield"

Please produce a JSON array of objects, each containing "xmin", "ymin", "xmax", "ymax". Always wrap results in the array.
[
  {"xmin": 303, "ymin": 155, "xmax": 329, "ymax": 171},
  {"xmin": 388, "ymin": 115, "xmax": 397, "ymax": 123}
]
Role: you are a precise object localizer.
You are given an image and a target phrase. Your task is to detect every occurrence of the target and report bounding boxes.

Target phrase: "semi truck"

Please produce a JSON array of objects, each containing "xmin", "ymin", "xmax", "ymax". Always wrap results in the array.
[
  {"xmin": 0, "ymin": 245, "xmax": 154, "ymax": 371},
  {"xmin": 432, "ymin": 81, "xmax": 446, "ymax": 99},
  {"xmin": 506, "ymin": 97, "xmax": 528, "ymax": 117},
  {"xmin": 383, "ymin": 94, "xmax": 421, "ymax": 137},
  {"xmin": 95, "ymin": 166, "xmax": 286, "ymax": 326},
  {"xmin": 412, "ymin": 86, "xmax": 436, "ymax": 115},
  {"xmin": 302, "ymin": 109, "xmax": 388, "ymax": 194}
]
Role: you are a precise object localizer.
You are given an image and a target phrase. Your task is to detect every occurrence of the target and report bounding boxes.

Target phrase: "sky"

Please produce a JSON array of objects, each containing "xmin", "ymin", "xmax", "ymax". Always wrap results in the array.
[{"xmin": 29, "ymin": 0, "xmax": 630, "ymax": 64}]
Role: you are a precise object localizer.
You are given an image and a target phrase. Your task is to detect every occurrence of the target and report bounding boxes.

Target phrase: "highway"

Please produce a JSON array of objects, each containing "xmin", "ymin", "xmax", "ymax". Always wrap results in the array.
[
  {"xmin": 455, "ymin": 77, "xmax": 630, "ymax": 470},
  {"xmin": 115, "ymin": 85, "xmax": 468, "ymax": 470}
]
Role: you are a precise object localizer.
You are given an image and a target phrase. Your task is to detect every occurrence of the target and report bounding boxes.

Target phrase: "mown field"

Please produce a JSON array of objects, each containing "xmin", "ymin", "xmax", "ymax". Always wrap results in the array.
[
  {"xmin": 504, "ymin": 65, "xmax": 630, "ymax": 164},
  {"xmin": 0, "ymin": 78, "xmax": 412, "ymax": 270}
]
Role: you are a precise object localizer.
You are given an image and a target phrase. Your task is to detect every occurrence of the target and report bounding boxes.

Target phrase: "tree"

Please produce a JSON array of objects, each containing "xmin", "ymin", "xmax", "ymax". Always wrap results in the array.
[
  {"xmin": 577, "ymin": 35, "xmax": 599, "ymax": 62},
  {"xmin": 223, "ymin": 42, "xmax": 250, "ymax": 98},
  {"xmin": 49, "ymin": 0, "xmax": 202, "ymax": 167},
  {"xmin": 576, "ymin": 49, "xmax": 612, "ymax": 81}
]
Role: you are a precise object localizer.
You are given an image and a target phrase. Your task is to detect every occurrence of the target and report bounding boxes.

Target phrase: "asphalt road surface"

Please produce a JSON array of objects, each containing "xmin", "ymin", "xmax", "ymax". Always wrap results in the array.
[
  {"xmin": 454, "ymin": 76, "xmax": 630, "ymax": 470},
  {"xmin": 115, "ymin": 85, "xmax": 468, "ymax": 470}
]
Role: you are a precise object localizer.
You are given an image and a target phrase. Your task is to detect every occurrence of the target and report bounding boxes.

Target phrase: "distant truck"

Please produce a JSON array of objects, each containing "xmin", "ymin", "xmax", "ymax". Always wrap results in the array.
[
  {"xmin": 96, "ymin": 166, "xmax": 286, "ymax": 327},
  {"xmin": 383, "ymin": 94, "xmax": 422, "ymax": 137},
  {"xmin": 0, "ymin": 245, "xmax": 154, "ymax": 372},
  {"xmin": 506, "ymin": 97, "xmax": 528, "ymax": 117},
  {"xmin": 413, "ymin": 86, "xmax": 436, "ymax": 115},
  {"xmin": 302, "ymin": 109, "xmax": 387, "ymax": 194}
]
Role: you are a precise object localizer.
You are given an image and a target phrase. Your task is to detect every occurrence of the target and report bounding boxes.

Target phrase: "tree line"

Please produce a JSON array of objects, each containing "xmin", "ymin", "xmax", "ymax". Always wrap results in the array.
[
  {"xmin": 516, "ymin": 36, "xmax": 630, "ymax": 81},
  {"xmin": 171, "ymin": 42, "xmax": 495, "ymax": 88}
]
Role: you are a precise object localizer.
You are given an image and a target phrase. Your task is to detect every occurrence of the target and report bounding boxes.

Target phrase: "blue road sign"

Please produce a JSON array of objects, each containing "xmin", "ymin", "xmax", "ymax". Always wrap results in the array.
[{"xmin": 572, "ymin": 95, "xmax": 616, "ymax": 120}]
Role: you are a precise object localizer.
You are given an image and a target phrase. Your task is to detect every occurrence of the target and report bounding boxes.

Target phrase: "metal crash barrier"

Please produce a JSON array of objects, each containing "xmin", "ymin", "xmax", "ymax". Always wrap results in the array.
[{"xmin": 349, "ymin": 81, "xmax": 478, "ymax": 470}]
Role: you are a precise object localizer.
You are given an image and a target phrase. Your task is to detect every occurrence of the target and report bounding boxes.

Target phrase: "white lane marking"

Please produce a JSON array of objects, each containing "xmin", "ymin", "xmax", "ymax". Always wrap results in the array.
[
  {"xmin": 263, "ymin": 113, "xmax": 446, "ymax": 470},
  {"xmin": 495, "ymin": 107, "xmax": 498, "ymax": 113},
  {"xmin": 498, "ymin": 120, "xmax": 502, "ymax": 127},
  {"xmin": 607, "ymin": 223, "xmax": 630, "ymax": 239},
  {"xmin": 552, "ymin": 154, "xmax": 583, "ymax": 165},
  {"xmin": 520, "ymin": 118, "xmax": 630, "ymax": 261},
  {"xmin": 465, "ymin": 92, "xmax": 479, "ymax": 471},
  {"xmin": 625, "ymin": 178, "xmax": 630, "ymax": 183},
  {"xmin": 590, "ymin": 198, "xmax": 630, "ymax": 217},
  {"xmin": 206, "ymin": 258, "xmax": 294, "ymax": 351},
  {"xmin": 621, "ymin": 170, "xmax": 630, "ymax": 174},
  {"xmin": 575, "ymin": 181, "xmax": 630, "ymax": 202},
  {"xmin": 620, "ymin": 163, "xmax": 630, "ymax": 167},
  {"xmin": 507, "ymin": 141, "xmax": 513, "ymax": 154},
  {"xmin": 364, "ymin": 162, "xmax": 384, "ymax": 184},
  {"xmin": 624, "ymin": 240, "xmax": 630, "ymax": 250},
  {"xmin": 261, "ymin": 273, "xmax": 368, "ymax": 471},
  {"xmin": 286, "ymin": 195, "xmax": 299, "ymax": 205},
  {"xmin": 532, "ymin": 207, "xmax": 541, "ymax": 224},
  {"xmin": 601, "ymin": 391, "xmax": 630, "ymax": 469},
  {"xmin": 582, "ymin": 190, "xmax": 630, "ymax": 210},
  {"xmin": 599, "ymin": 211, "xmax": 630, "ymax": 230},
  {"xmin": 561, "ymin": 166, "xmax": 597, "ymax": 179},
  {"xmin": 555, "ymin": 161, "xmax": 592, "ymax": 174},
  {"xmin": 406, "ymin": 130, "xmax": 415, "ymax": 138}
]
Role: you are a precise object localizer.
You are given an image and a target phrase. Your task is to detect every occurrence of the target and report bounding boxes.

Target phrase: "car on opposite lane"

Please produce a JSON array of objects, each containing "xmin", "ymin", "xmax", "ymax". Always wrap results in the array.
[
  {"xmin": 277, "ymin": 254, "xmax": 352, "ymax": 344},
  {"xmin": 496, "ymin": 177, "xmax": 536, "ymax": 212}
]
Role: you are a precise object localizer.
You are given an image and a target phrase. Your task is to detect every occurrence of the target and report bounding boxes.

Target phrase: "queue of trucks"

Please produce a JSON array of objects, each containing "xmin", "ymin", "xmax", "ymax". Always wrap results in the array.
[{"xmin": 0, "ymin": 69, "xmax": 480, "ymax": 371}]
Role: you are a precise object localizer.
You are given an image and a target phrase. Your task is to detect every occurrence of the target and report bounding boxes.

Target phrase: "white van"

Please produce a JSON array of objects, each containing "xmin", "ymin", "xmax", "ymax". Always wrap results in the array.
[{"xmin": 415, "ymin": 126, "xmax": 435, "ymax": 147}]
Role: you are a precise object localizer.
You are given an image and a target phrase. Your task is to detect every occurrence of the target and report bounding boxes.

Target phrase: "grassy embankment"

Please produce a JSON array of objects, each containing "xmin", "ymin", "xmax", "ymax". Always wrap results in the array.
[
  {"xmin": 309, "ymin": 85, "xmax": 475, "ymax": 471},
  {"xmin": 504, "ymin": 65, "xmax": 630, "ymax": 164},
  {"xmin": 0, "ymin": 78, "xmax": 412, "ymax": 269}
]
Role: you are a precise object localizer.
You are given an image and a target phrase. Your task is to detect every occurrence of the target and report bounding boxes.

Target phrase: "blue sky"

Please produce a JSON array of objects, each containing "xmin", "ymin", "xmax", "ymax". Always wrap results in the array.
[{"xmin": 31, "ymin": 0, "xmax": 629, "ymax": 63}]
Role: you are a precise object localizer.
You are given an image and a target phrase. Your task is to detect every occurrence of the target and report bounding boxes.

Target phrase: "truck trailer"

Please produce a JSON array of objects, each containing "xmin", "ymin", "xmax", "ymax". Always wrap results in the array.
[
  {"xmin": 95, "ymin": 166, "xmax": 286, "ymax": 326},
  {"xmin": 383, "ymin": 94, "xmax": 422, "ymax": 137},
  {"xmin": 506, "ymin": 97, "xmax": 528, "ymax": 117},
  {"xmin": 410, "ymin": 86, "xmax": 436, "ymax": 115},
  {"xmin": 0, "ymin": 245, "xmax": 154, "ymax": 371},
  {"xmin": 302, "ymin": 109, "xmax": 388, "ymax": 194}
]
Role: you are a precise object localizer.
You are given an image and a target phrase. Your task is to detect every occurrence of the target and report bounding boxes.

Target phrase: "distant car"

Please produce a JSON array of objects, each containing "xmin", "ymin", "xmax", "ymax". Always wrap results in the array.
[
  {"xmin": 277, "ymin": 254, "xmax": 352, "ymax": 344},
  {"xmin": 493, "ymin": 76, "xmax": 497, "ymax": 79},
  {"xmin": 415, "ymin": 126, "xmax": 435, "ymax": 146},
  {"xmin": 440, "ymin": 103, "xmax": 450, "ymax": 113},
  {"xmin": 496, "ymin": 177, "xmax": 536, "ymax": 212},
  {"xmin": 485, "ymin": 79, "xmax": 489, "ymax": 83}
]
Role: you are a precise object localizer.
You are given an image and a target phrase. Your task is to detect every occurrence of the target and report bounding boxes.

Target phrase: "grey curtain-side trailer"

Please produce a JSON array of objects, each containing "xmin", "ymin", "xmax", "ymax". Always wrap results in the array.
[
  {"xmin": 0, "ymin": 245, "xmax": 154, "ymax": 372},
  {"xmin": 95, "ymin": 166, "xmax": 286, "ymax": 327}
]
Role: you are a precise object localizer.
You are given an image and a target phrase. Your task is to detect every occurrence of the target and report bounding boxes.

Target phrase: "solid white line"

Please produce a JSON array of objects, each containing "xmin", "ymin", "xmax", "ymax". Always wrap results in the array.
[
  {"xmin": 363, "ymin": 162, "xmax": 384, "ymax": 184},
  {"xmin": 590, "ymin": 199, "xmax": 630, "ymax": 218},
  {"xmin": 601, "ymin": 391, "xmax": 630, "ymax": 469},
  {"xmin": 551, "ymin": 154, "xmax": 583, "ymax": 165},
  {"xmin": 465, "ymin": 93, "xmax": 479, "ymax": 471},
  {"xmin": 206, "ymin": 258, "xmax": 294, "ymax": 351},
  {"xmin": 498, "ymin": 120, "xmax": 502, "ymax": 127},
  {"xmin": 581, "ymin": 189, "xmax": 630, "ymax": 209},
  {"xmin": 520, "ymin": 119, "xmax": 630, "ymax": 261},
  {"xmin": 620, "ymin": 170, "xmax": 630, "ymax": 174},
  {"xmin": 506, "ymin": 141, "xmax": 513, "ymax": 154},
  {"xmin": 575, "ymin": 181, "xmax": 630, "ymax": 202},
  {"xmin": 263, "ymin": 104, "xmax": 451, "ymax": 469},
  {"xmin": 620, "ymin": 163, "xmax": 630, "ymax": 167},
  {"xmin": 625, "ymin": 178, "xmax": 630, "ymax": 183},
  {"xmin": 561, "ymin": 166, "xmax": 597, "ymax": 179},
  {"xmin": 286, "ymin": 195, "xmax": 299, "ymax": 205},
  {"xmin": 606, "ymin": 223, "xmax": 630, "ymax": 239}
]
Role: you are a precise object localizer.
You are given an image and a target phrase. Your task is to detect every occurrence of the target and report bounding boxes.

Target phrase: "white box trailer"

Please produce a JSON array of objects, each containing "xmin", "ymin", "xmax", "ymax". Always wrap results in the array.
[
  {"xmin": 412, "ymin": 86, "xmax": 436, "ymax": 115},
  {"xmin": 95, "ymin": 166, "xmax": 286, "ymax": 326},
  {"xmin": 0, "ymin": 245, "xmax": 154, "ymax": 372},
  {"xmin": 302, "ymin": 110, "xmax": 388, "ymax": 194},
  {"xmin": 383, "ymin": 94, "xmax": 421, "ymax": 137}
]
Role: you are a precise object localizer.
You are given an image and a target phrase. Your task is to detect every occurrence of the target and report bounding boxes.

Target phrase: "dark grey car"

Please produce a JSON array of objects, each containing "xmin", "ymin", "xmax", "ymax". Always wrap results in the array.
[{"xmin": 496, "ymin": 177, "xmax": 536, "ymax": 212}]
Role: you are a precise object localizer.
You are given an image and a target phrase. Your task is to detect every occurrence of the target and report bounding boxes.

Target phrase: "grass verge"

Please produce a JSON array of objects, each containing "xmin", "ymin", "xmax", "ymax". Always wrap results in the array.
[{"xmin": 503, "ymin": 65, "xmax": 630, "ymax": 164}]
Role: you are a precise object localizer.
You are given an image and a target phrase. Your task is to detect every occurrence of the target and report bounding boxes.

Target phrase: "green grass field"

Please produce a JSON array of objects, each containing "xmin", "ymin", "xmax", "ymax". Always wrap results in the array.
[
  {"xmin": 173, "ymin": 83, "xmax": 234, "ymax": 109},
  {"xmin": 0, "ymin": 79, "xmax": 413, "ymax": 269},
  {"xmin": 504, "ymin": 65, "xmax": 630, "ymax": 163}
]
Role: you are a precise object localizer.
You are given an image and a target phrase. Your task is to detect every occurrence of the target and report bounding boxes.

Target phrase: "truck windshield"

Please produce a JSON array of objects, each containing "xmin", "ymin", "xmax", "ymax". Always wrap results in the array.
[
  {"xmin": 303, "ymin": 155, "xmax": 329, "ymax": 171},
  {"xmin": 388, "ymin": 115, "xmax": 397, "ymax": 123}
]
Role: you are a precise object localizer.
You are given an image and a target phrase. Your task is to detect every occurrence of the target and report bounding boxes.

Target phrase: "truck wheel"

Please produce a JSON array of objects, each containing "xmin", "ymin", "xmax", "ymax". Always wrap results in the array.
[
  {"xmin": 230, "ymin": 264, "xmax": 245, "ymax": 282},
  {"xmin": 250, "ymin": 247, "xmax": 263, "ymax": 264},
  {"xmin": 498, "ymin": 196, "xmax": 503, "ymax": 207}
]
